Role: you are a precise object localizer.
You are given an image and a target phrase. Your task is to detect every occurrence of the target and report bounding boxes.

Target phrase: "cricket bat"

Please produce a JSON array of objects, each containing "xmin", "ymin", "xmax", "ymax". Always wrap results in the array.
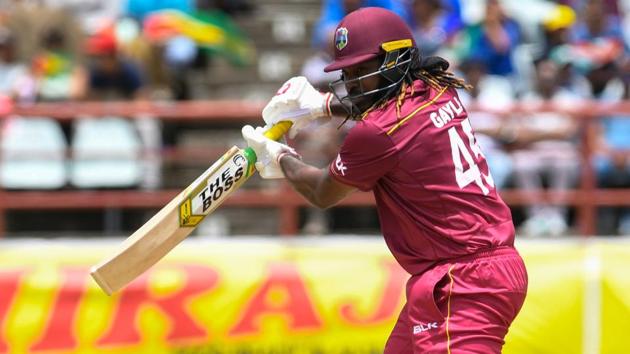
[{"xmin": 90, "ymin": 121, "xmax": 293, "ymax": 295}]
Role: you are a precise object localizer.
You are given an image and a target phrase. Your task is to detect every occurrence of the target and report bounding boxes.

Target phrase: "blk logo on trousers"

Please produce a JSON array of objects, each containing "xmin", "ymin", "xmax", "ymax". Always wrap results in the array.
[{"xmin": 413, "ymin": 322, "xmax": 438, "ymax": 334}]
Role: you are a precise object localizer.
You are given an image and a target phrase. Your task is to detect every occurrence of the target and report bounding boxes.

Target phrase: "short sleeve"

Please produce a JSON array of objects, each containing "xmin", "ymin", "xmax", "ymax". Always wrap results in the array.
[{"xmin": 329, "ymin": 120, "xmax": 399, "ymax": 191}]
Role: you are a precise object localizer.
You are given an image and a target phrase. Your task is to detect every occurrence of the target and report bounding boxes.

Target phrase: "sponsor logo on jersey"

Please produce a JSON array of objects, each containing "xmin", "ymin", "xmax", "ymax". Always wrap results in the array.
[
  {"xmin": 335, "ymin": 154, "xmax": 347, "ymax": 176},
  {"xmin": 430, "ymin": 96, "xmax": 465, "ymax": 128},
  {"xmin": 413, "ymin": 322, "xmax": 438, "ymax": 334},
  {"xmin": 335, "ymin": 27, "xmax": 348, "ymax": 51}
]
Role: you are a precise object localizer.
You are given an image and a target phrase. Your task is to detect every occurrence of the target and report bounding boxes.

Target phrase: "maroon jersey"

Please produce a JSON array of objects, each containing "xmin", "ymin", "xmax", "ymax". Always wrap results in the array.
[{"xmin": 329, "ymin": 80, "xmax": 514, "ymax": 275}]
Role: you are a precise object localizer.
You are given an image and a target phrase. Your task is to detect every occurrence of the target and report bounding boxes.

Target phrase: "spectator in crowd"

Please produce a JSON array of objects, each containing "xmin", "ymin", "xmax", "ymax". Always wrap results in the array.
[
  {"xmin": 457, "ymin": 58, "xmax": 515, "ymax": 190},
  {"xmin": 577, "ymin": 46, "xmax": 630, "ymax": 234},
  {"xmin": 0, "ymin": 26, "xmax": 36, "ymax": 103},
  {"xmin": 313, "ymin": 0, "xmax": 410, "ymax": 50},
  {"xmin": 410, "ymin": 0, "xmax": 463, "ymax": 57},
  {"xmin": 572, "ymin": 42, "xmax": 626, "ymax": 98},
  {"xmin": 31, "ymin": 28, "xmax": 87, "ymax": 101},
  {"xmin": 453, "ymin": 0, "xmax": 521, "ymax": 77},
  {"xmin": 84, "ymin": 23, "xmax": 162, "ymax": 192},
  {"xmin": 540, "ymin": 5, "xmax": 577, "ymax": 90},
  {"xmin": 5, "ymin": 1, "xmax": 84, "ymax": 64},
  {"xmin": 594, "ymin": 81, "xmax": 630, "ymax": 235},
  {"xmin": 113, "ymin": 17, "xmax": 171, "ymax": 99},
  {"xmin": 85, "ymin": 26, "xmax": 146, "ymax": 100},
  {"xmin": 510, "ymin": 57, "xmax": 580, "ymax": 237},
  {"xmin": 571, "ymin": 0, "xmax": 628, "ymax": 49},
  {"xmin": 541, "ymin": 4, "xmax": 576, "ymax": 56}
]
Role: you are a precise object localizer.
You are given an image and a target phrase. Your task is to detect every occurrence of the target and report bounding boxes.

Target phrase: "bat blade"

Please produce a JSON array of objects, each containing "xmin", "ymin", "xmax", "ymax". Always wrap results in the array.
[
  {"xmin": 90, "ymin": 145, "xmax": 254, "ymax": 295},
  {"xmin": 90, "ymin": 121, "xmax": 292, "ymax": 295}
]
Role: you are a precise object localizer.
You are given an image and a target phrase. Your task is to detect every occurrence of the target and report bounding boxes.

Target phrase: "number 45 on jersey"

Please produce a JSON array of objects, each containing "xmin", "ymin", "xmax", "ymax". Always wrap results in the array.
[{"xmin": 448, "ymin": 118, "xmax": 495, "ymax": 195}]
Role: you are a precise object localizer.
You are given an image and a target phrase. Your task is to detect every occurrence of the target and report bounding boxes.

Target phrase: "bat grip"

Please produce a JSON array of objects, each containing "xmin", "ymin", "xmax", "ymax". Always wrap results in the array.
[{"xmin": 263, "ymin": 121, "xmax": 293, "ymax": 141}]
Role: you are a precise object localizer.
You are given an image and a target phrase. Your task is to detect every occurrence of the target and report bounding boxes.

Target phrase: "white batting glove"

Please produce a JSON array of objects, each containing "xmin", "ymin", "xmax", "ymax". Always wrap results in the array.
[
  {"xmin": 262, "ymin": 76, "xmax": 333, "ymax": 139},
  {"xmin": 241, "ymin": 125, "xmax": 301, "ymax": 179}
]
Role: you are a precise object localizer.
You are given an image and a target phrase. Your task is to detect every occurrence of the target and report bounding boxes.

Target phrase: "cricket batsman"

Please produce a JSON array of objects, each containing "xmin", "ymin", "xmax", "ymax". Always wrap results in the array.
[{"xmin": 242, "ymin": 7, "xmax": 528, "ymax": 353}]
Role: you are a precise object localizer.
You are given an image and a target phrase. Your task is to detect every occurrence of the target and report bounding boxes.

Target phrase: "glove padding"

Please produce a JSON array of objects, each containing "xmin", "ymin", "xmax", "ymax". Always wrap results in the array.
[
  {"xmin": 262, "ymin": 76, "xmax": 333, "ymax": 139},
  {"xmin": 241, "ymin": 125, "xmax": 300, "ymax": 179}
]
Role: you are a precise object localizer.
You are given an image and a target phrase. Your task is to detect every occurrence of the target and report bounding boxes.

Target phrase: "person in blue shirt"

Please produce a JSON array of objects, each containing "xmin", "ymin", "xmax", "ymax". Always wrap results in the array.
[
  {"xmin": 85, "ymin": 29, "xmax": 145, "ymax": 100},
  {"xmin": 571, "ymin": 0, "xmax": 628, "ymax": 54},
  {"xmin": 410, "ymin": 0, "xmax": 463, "ymax": 56},
  {"xmin": 454, "ymin": 0, "xmax": 521, "ymax": 76},
  {"xmin": 586, "ymin": 59, "xmax": 630, "ymax": 235}
]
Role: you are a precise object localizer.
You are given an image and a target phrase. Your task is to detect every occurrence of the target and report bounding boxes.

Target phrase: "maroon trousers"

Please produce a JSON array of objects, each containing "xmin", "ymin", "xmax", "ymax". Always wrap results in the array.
[{"xmin": 385, "ymin": 247, "xmax": 528, "ymax": 353}]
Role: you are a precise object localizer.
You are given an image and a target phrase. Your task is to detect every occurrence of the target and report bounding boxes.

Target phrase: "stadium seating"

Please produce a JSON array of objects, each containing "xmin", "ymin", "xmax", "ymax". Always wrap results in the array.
[
  {"xmin": 69, "ymin": 116, "xmax": 142, "ymax": 188},
  {"xmin": 0, "ymin": 116, "xmax": 67, "ymax": 189}
]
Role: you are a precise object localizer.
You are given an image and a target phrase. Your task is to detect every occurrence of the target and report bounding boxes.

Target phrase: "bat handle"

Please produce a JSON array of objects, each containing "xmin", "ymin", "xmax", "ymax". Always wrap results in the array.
[{"xmin": 263, "ymin": 121, "xmax": 293, "ymax": 141}]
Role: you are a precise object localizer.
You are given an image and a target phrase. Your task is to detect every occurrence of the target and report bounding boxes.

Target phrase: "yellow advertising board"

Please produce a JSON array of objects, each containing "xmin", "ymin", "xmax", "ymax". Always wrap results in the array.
[
  {"xmin": 0, "ymin": 239, "xmax": 405, "ymax": 354},
  {"xmin": 0, "ymin": 237, "xmax": 628, "ymax": 354}
]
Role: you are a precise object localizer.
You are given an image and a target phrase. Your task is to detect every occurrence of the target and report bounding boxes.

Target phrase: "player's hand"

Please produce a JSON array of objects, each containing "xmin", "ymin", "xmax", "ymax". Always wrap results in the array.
[
  {"xmin": 262, "ymin": 76, "xmax": 333, "ymax": 139},
  {"xmin": 241, "ymin": 125, "xmax": 301, "ymax": 179}
]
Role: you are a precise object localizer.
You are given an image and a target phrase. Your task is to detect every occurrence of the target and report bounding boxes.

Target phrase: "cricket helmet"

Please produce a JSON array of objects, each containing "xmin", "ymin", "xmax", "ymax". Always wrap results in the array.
[{"xmin": 324, "ymin": 7, "xmax": 418, "ymax": 118}]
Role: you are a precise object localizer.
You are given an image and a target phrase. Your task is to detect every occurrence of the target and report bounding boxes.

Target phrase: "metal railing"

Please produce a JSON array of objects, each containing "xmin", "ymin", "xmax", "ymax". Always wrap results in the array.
[{"xmin": 0, "ymin": 99, "xmax": 629, "ymax": 236}]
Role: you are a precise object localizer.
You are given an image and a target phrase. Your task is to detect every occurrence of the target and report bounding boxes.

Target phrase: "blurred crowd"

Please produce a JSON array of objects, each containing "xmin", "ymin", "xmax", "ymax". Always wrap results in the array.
[
  {"xmin": 0, "ymin": 0, "xmax": 628, "ymax": 236},
  {"xmin": 0, "ymin": 0, "xmax": 254, "ymax": 103},
  {"xmin": 302, "ymin": 0, "xmax": 630, "ymax": 237}
]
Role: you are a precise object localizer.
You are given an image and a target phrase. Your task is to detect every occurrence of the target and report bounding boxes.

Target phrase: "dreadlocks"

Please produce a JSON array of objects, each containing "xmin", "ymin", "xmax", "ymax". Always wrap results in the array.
[
  {"xmin": 337, "ymin": 49, "xmax": 472, "ymax": 124},
  {"xmin": 411, "ymin": 55, "xmax": 472, "ymax": 91},
  {"xmin": 362, "ymin": 52, "xmax": 472, "ymax": 120},
  {"xmin": 374, "ymin": 51, "xmax": 472, "ymax": 112},
  {"xmin": 378, "ymin": 52, "xmax": 472, "ymax": 119}
]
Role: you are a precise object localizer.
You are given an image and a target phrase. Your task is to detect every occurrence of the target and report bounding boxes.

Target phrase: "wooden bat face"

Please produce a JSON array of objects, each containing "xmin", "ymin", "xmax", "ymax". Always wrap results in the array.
[
  {"xmin": 90, "ymin": 121, "xmax": 292, "ymax": 295},
  {"xmin": 90, "ymin": 146, "xmax": 256, "ymax": 295}
]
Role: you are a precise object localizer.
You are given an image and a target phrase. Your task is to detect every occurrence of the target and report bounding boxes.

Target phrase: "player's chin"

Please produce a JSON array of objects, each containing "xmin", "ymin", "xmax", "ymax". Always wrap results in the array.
[{"xmin": 350, "ymin": 97, "xmax": 375, "ymax": 115}]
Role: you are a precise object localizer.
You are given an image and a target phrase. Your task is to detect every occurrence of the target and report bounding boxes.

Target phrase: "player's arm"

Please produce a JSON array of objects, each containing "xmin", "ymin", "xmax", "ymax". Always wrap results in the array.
[
  {"xmin": 279, "ymin": 155, "xmax": 356, "ymax": 209},
  {"xmin": 242, "ymin": 126, "xmax": 356, "ymax": 209}
]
